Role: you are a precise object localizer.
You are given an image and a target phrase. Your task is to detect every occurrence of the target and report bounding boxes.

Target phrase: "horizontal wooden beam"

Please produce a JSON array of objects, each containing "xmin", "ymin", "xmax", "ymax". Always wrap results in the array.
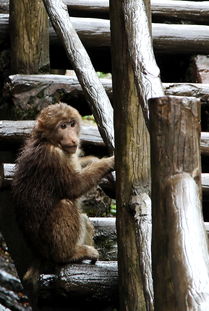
[
  {"xmin": 0, "ymin": 120, "xmax": 103, "ymax": 145},
  {"xmin": 1, "ymin": 0, "xmax": 209, "ymax": 24},
  {"xmin": 3, "ymin": 163, "xmax": 209, "ymax": 196},
  {"xmin": 1, "ymin": 120, "xmax": 209, "ymax": 156},
  {"xmin": 1, "ymin": 14, "xmax": 209, "ymax": 54},
  {"xmin": 7, "ymin": 75, "xmax": 209, "ymax": 104},
  {"xmin": 38, "ymin": 261, "xmax": 118, "ymax": 309}
]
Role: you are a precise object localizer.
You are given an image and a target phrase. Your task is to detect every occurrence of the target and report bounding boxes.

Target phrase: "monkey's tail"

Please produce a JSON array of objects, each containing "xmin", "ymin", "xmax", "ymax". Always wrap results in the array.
[{"xmin": 23, "ymin": 259, "xmax": 41, "ymax": 309}]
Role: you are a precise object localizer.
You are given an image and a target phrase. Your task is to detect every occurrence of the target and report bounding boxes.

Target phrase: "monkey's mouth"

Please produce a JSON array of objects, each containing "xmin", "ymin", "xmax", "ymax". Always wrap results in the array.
[{"xmin": 62, "ymin": 145, "xmax": 78, "ymax": 153}]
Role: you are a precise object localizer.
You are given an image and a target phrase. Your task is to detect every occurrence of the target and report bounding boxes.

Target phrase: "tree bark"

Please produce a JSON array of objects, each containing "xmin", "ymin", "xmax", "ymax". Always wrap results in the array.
[
  {"xmin": 42, "ymin": 0, "xmax": 114, "ymax": 152},
  {"xmin": 9, "ymin": 0, "xmax": 49, "ymax": 74},
  {"xmin": 150, "ymin": 96, "xmax": 209, "ymax": 311},
  {"xmin": 110, "ymin": 0, "xmax": 153, "ymax": 310}
]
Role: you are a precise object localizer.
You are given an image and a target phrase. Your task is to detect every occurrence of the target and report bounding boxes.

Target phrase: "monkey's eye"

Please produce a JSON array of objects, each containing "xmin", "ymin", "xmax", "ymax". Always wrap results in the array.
[
  {"xmin": 60, "ymin": 123, "xmax": 67, "ymax": 129},
  {"xmin": 70, "ymin": 120, "xmax": 76, "ymax": 127}
]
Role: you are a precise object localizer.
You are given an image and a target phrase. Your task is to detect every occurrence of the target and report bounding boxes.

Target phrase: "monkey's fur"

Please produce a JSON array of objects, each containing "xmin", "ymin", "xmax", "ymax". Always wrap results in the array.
[{"xmin": 12, "ymin": 103, "xmax": 114, "ymax": 277}]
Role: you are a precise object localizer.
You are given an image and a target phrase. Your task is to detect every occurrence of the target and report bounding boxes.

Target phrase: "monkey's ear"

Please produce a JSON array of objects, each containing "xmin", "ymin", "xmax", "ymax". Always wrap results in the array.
[{"xmin": 35, "ymin": 119, "xmax": 44, "ymax": 131}]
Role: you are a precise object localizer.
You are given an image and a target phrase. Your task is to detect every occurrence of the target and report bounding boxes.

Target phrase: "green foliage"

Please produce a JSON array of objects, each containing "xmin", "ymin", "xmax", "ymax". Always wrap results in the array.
[
  {"xmin": 97, "ymin": 71, "xmax": 112, "ymax": 79},
  {"xmin": 110, "ymin": 202, "xmax": 117, "ymax": 216},
  {"xmin": 82, "ymin": 115, "xmax": 95, "ymax": 121}
]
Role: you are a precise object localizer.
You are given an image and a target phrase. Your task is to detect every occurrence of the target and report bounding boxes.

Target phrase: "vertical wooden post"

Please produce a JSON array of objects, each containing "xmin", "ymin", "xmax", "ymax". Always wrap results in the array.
[
  {"xmin": 110, "ymin": 0, "xmax": 151, "ymax": 310},
  {"xmin": 150, "ymin": 96, "xmax": 209, "ymax": 311},
  {"xmin": 10, "ymin": 0, "xmax": 49, "ymax": 73}
]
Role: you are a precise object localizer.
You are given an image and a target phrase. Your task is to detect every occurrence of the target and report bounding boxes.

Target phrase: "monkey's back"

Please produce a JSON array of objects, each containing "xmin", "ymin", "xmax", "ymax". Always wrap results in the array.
[{"xmin": 12, "ymin": 137, "xmax": 81, "ymax": 261}]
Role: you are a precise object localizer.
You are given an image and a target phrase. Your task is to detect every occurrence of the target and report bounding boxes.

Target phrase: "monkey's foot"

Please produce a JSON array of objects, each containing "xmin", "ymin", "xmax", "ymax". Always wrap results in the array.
[{"xmin": 71, "ymin": 245, "xmax": 99, "ymax": 263}]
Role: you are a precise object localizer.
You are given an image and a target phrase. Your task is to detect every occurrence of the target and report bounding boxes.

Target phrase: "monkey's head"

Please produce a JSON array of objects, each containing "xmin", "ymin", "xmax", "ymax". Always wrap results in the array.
[{"xmin": 34, "ymin": 102, "xmax": 82, "ymax": 154}]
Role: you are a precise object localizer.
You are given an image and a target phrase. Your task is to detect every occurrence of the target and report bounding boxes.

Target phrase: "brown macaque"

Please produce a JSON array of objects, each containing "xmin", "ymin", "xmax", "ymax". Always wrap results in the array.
[{"xmin": 12, "ymin": 102, "xmax": 114, "ymax": 283}]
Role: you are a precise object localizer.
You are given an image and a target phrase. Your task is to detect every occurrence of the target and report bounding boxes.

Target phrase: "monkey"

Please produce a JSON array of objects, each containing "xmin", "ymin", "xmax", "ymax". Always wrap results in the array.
[{"xmin": 12, "ymin": 102, "xmax": 114, "ymax": 284}]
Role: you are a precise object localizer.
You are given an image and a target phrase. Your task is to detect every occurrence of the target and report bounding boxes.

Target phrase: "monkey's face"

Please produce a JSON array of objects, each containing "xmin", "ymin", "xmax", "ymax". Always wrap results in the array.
[
  {"xmin": 56, "ymin": 119, "xmax": 80, "ymax": 154},
  {"xmin": 34, "ymin": 103, "xmax": 82, "ymax": 154}
]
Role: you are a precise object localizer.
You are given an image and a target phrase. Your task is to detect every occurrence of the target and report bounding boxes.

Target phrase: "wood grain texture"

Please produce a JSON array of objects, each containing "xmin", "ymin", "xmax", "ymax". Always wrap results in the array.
[
  {"xmin": 9, "ymin": 0, "xmax": 49, "ymax": 73},
  {"xmin": 110, "ymin": 0, "xmax": 152, "ymax": 310},
  {"xmin": 150, "ymin": 96, "xmax": 209, "ymax": 311}
]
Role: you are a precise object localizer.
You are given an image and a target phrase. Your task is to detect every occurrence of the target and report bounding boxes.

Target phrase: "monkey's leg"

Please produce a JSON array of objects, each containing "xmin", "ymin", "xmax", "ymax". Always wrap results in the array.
[
  {"xmin": 39, "ymin": 200, "xmax": 99, "ymax": 264},
  {"xmin": 79, "ymin": 213, "xmax": 95, "ymax": 246}
]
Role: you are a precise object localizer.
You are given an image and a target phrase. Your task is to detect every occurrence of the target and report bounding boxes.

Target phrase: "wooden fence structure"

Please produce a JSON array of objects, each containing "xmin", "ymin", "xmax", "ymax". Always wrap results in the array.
[{"xmin": 1, "ymin": 0, "xmax": 209, "ymax": 310}]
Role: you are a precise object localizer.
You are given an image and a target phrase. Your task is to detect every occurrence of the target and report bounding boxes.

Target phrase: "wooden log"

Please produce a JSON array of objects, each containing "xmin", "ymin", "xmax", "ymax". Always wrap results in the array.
[
  {"xmin": 150, "ymin": 96, "xmax": 209, "ymax": 311},
  {"xmin": 1, "ymin": 120, "xmax": 209, "ymax": 160},
  {"xmin": 1, "ymin": 0, "xmax": 209, "ymax": 24},
  {"xmin": 38, "ymin": 261, "xmax": 118, "ymax": 310},
  {"xmin": 66, "ymin": 0, "xmax": 209, "ymax": 25},
  {"xmin": 2, "ymin": 15, "xmax": 209, "ymax": 54},
  {"xmin": 7, "ymin": 74, "xmax": 209, "ymax": 104},
  {"xmin": 3, "ymin": 163, "xmax": 209, "ymax": 196},
  {"xmin": 164, "ymin": 82, "xmax": 209, "ymax": 102},
  {"xmin": 111, "ymin": 0, "xmax": 153, "ymax": 310},
  {"xmin": 5, "ymin": 74, "xmax": 112, "ymax": 118},
  {"xmin": 9, "ymin": 0, "xmax": 49, "ymax": 74},
  {"xmin": 6, "ymin": 75, "xmax": 209, "ymax": 110},
  {"xmin": 0, "ymin": 120, "xmax": 107, "ymax": 163},
  {"xmin": 151, "ymin": 0, "xmax": 209, "ymax": 25},
  {"xmin": 0, "ymin": 120, "xmax": 103, "ymax": 145}
]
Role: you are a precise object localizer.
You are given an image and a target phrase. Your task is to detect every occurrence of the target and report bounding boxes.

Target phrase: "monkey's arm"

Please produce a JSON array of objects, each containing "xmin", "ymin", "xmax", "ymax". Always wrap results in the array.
[
  {"xmin": 65, "ymin": 156, "xmax": 114, "ymax": 199},
  {"xmin": 79, "ymin": 155, "xmax": 99, "ymax": 168}
]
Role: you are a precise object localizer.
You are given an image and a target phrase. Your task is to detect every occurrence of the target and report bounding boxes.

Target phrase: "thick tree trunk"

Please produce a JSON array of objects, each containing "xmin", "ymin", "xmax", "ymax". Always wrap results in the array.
[
  {"xmin": 9, "ymin": 0, "xmax": 49, "ymax": 73},
  {"xmin": 150, "ymin": 96, "xmax": 209, "ymax": 311},
  {"xmin": 110, "ymin": 0, "xmax": 153, "ymax": 310},
  {"xmin": 42, "ymin": 0, "xmax": 114, "ymax": 152}
]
